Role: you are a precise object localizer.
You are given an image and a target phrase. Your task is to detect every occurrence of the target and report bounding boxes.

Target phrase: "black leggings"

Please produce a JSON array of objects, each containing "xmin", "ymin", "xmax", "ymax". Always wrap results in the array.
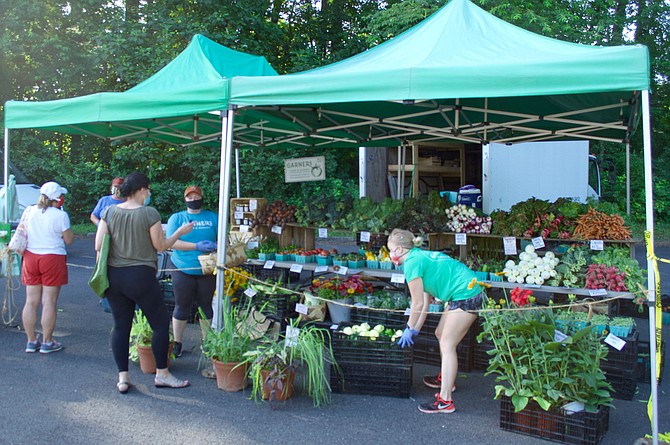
[
  {"xmin": 170, "ymin": 266, "xmax": 216, "ymax": 320},
  {"xmin": 106, "ymin": 265, "xmax": 170, "ymax": 372}
]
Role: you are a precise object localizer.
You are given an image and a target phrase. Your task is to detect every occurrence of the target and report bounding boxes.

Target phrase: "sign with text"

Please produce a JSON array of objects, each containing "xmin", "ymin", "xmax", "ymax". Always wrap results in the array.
[
  {"xmin": 503, "ymin": 237, "xmax": 517, "ymax": 255},
  {"xmin": 284, "ymin": 156, "xmax": 326, "ymax": 183},
  {"xmin": 455, "ymin": 233, "xmax": 467, "ymax": 245}
]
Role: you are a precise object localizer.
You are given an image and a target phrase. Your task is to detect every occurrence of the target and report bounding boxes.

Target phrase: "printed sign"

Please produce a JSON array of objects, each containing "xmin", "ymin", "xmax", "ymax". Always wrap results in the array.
[
  {"xmin": 244, "ymin": 288, "xmax": 257, "ymax": 297},
  {"xmin": 391, "ymin": 273, "xmax": 405, "ymax": 284},
  {"xmin": 604, "ymin": 333, "xmax": 626, "ymax": 351},
  {"xmin": 318, "ymin": 228, "xmax": 328, "ymax": 238},
  {"xmin": 290, "ymin": 264, "xmax": 303, "ymax": 273},
  {"xmin": 360, "ymin": 231, "xmax": 371, "ymax": 242},
  {"xmin": 531, "ymin": 237, "xmax": 545, "ymax": 249},
  {"xmin": 503, "ymin": 237, "xmax": 517, "ymax": 255},
  {"xmin": 590, "ymin": 240, "xmax": 604, "ymax": 251},
  {"xmin": 455, "ymin": 233, "xmax": 467, "ymax": 245},
  {"xmin": 335, "ymin": 266, "xmax": 349, "ymax": 275},
  {"xmin": 249, "ymin": 199, "xmax": 258, "ymax": 211},
  {"xmin": 271, "ymin": 225, "xmax": 282, "ymax": 234},
  {"xmin": 263, "ymin": 260, "xmax": 275, "ymax": 269},
  {"xmin": 295, "ymin": 303, "xmax": 308, "ymax": 315},
  {"xmin": 588, "ymin": 288, "xmax": 608, "ymax": 297},
  {"xmin": 284, "ymin": 156, "xmax": 326, "ymax": 183},
  {"xmin": 314, "ymin": 265, "xmax": 328, "ymax": 273}
]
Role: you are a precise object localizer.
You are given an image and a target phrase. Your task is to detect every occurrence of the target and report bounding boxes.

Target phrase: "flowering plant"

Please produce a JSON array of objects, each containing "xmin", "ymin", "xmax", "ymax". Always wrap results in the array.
[
  {"xmin": 224, "ymin": 267, "xmax": 253, "ymax": 299},
  {"xmin": 309, "ymin": 275, "xmax": 374, "ymax": 301},
  {"xmin": 478, "ymin": 288, "xmax": 612, "ymax": 413}
]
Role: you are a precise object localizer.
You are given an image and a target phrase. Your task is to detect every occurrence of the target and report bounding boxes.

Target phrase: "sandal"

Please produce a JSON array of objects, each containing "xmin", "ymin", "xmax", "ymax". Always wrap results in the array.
[
  {"xmin": 154, "ymin": 374, "xmax": 190, "ymax": 388},
  {"xmin": 201, "ymin": 368, "xmax": 216, "ymax": 379},
  {"xmin": 117, "ymin": 381, "xmax": 132, "ymax": 394}
]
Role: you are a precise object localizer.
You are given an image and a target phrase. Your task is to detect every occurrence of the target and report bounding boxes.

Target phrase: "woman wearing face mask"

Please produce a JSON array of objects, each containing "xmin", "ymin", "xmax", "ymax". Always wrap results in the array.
[
  {"xmin": 22, "ymin": 181, "xmax": 73, "ymax": 354},
  {"xmin": 387, "ymin": 228, "xmax": 484, "ymax": 414},
  {"xmin": 95, "ymin": 172, "xmax": 194, "ymax": 393},
  {"xmin": 166, "ymin": 185, "xmax": 218, "ymax": 359}
]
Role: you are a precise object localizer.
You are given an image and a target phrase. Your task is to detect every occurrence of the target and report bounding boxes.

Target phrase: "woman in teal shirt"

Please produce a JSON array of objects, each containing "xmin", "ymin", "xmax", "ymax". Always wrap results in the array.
[
  {"xmin": 388, "ymin": 228, "xmax": 483, "ymax": 415},
  {"xmin": 166, "ymin": 185, "xmax": 218, "ymax": 358}
]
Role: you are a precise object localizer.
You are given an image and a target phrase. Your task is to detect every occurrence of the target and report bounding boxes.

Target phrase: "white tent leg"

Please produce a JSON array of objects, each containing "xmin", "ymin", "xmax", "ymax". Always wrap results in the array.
[
  {"xmin": 214, "ymin": 107, "xmax": 235, "ymax": 330},
  {"xmin": 626, "ymin": 142, "xmax": 631, "ymax": 216},
  {"xmin": 235, "ymin": 146, "xmax": 241, "ymax": 199},
  {"xmin": 642, "ymin": 90, "xmax": 658, "ymax": 445},
  {"xmin": 4, "ymin": 128, "xmax": 9, "ymax": 224}
]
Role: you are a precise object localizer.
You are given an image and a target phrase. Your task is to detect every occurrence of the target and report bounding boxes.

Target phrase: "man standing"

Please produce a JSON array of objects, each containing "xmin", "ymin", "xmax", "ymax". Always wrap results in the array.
[{"xmin": 90, "ymin": 177, "xmax": 125, "ymax": 226}]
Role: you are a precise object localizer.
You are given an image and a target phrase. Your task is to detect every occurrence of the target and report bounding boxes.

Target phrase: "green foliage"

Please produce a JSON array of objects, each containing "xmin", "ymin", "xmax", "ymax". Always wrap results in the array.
[{"xmin": 591, "ymin": 246, "xmax": 646, "ymax": 294}]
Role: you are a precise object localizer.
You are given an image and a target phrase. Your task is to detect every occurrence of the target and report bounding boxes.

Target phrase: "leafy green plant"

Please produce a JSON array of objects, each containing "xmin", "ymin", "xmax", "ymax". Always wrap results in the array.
[
  {"xmin": 549, "ymin": 245, "xmax": 591, "ymax": 288},
  {"xmin": 591, "ymin": 246, "xmax": 646, "ymax": 295},
  {"xmin": 200, "ymin": 300, "xmax": 257, "ymax": 364},
  {"xmin": 129, "ymin": 309, "xmax": 154, "ymax": 362}
]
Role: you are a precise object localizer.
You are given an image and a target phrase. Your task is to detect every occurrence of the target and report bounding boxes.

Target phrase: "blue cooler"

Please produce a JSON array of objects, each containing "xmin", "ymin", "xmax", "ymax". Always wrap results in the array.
[{"xmin": 457, "ymin": 185, "xmax": 482, "ymax": 208}]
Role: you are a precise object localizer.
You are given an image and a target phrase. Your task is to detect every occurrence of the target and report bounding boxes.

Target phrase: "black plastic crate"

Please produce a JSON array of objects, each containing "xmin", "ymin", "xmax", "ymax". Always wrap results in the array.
[
  {"xmin": 413, "ymin": 336, "xmax": 474, "ymax": 372},
  {"xmin": 350, "ymin": 307, "xmax": 407, "ymax": 329},
  {"xmin": 637, "ymin": 340, "xmax": 665, "ymax": 384},
  {"xmin": 499, "ymin": 396, "xmax": 610, "ymax": 445},
  {"xmin": 331, "ymin": 331, "xmax": 413, "ymax": 366},
  {"xmin": 474, "ymin": 338, "xmax": 494, "ymax": 371},
  {"xmin": 417, "ymin": 313, "xmax": 441, "ymax": 339},
  {"xmin": 601, "ymin": 330, "xmax": 639, "ymax": 371},
  {"xmin": 603, "ymin": 366, "xmax": 637, "ymax": 400},
  {"xmin": 330, "ymin": 362, "xmax": 412, "ymax": 398},
  {"xmin": 238, "ymin": 292, "xmax": 296, "ymax": 321},
  {"xmin": 161, "ymin": 280, "xmax": 198, "ymax": 323},
  {"xmin": 240, "ymin": 263, "xmax": 288, "ymax": 284}
]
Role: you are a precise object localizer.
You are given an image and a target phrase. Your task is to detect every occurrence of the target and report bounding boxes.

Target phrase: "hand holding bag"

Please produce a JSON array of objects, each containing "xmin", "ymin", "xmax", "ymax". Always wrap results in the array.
[
  {"xmin": 8, "ymin": 206, "xmax": 33, "ymax": 255},
  {"xmin": 89, "ymin": 233, "xmax": 110, "ymax": 298}
]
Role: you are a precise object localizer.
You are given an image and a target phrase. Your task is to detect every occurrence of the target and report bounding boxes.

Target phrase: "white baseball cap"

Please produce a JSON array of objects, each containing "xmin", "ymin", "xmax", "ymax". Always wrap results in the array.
[{"xmin": 40, "ymin": 181, "xmax": 68, "ymax": 200}]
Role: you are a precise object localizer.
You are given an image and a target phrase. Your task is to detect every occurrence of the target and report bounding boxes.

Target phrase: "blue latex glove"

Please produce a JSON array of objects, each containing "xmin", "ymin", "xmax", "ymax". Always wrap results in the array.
[
  {"xmin": 397, "ymin": 327, "xmax": 419, "ymax": 348},
  {"xmin": 195, "ymin": 240, "xmax": 217, "ymax": 253}
]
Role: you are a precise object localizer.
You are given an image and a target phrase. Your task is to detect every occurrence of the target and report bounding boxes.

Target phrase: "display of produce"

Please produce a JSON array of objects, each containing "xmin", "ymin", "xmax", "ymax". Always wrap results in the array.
[
  {"xmin": 251, "ymin": 200, "xmax": 297, "ymax": 228},
  {"xmin": 445, "ymin": 204, "xmax": 492, "ymax": 233},
  {"xmin": 502, "ymin": 245, "xmax": 559, "ymax": 285},
  {"xmin": 573, "ymin": 207, "xmax": 632, "ymax": 240}
]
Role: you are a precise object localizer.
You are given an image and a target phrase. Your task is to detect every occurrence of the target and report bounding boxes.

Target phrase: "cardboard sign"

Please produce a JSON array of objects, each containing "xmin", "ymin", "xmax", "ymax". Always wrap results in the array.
[
  {"xmin": 604, "ymin": 333, "xmax": 626, "ymax": 351},
  {"xmin": 503, "ymin": 237, "xmax": 517, "ymax": 255},
  {"xmin": 590, "ymin": 240, "xmax": 604, "ymax": 251},
  {"xmin": 314, "ymin": 265, "xmax": 328, "ymax": 273},
  {"xmin": 284, "ymin": 156, "xmax": 326, "ymax": 183},
  {"xmin": 391, "ymin": 273, "xmax": 405, "ymax": 284},
  {"xmin": 531, "ymin": 237, "xmax": 545, "ymax": 249},
  {"xmin": 455, "ymin": 233, "xmax": 467, "ymax": 245},
  {"xmin": 295, "ymin": 303, "xmax": 308, "ymax": 315},
  {"xmin": 360, "ymin": 231, "xmax": 371, "ymax": 242},
  {"xmin": 318, "ymin": 228, "xmax": 328, "ymax": 238},
  {"xmin": 271, "ymin": 225, "xmax": 282, "ymax": 234},
  {"xmin": 290, "ymin": 264, "xmax": 303, "ymax": 273},
  {"xmin": 244, "ymin": 288, "xmax": 257, "ymax": 298},
  {"xmin": 263, "ymin": 260, "xmax": 275, "ymax": 269}
]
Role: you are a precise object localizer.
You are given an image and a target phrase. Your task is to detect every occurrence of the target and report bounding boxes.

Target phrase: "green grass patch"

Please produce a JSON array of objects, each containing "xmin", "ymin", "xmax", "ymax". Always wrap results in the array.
[{"xmin": 71, "ymin": 223, "xmax": 96, "ymax": 236}]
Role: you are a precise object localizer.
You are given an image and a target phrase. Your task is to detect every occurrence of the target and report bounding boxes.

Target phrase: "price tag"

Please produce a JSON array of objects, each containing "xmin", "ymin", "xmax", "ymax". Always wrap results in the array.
[
  {"xmin": 244, "ymin": 288, "xmax": 257, "ymax": 297},
  {"xmin": 249, "ymin": 199, "xmax": 258, "ymax": 211},
  {"xmin": 503, "ymin": 237, "xmax": 517, "ymax": 255},
  {"xmin": 263, "ymin": 260, "xmax": 275, "ymax": 269},
  {"xmin": 360, "ymin": 231, "xmax": 371, "ymax": 242},
  {"xmin": 604, "ymin": 333, "xmax": 626, "ymax": 351},
  {"xmin": 590, "ymin": 240, "xmax": 604, "ymax": 251},
  {"xmin": 404, "ymin": 308, "xmax": 411, "ymax": 316},
  {"xmin": 318, "ymin": 228, "xmax": 328, "ymax": 238},
  {"xmin": 290, "ymin": 264, "xmax": 303, "ymax": 273},
  {"xmin": 314, "ymin": 265, "xmax": 328, "ymax": 273},
  {"xmin": 330, "ymin": 324, "xmax": 339, "ymax": 330},
  {"xmin": 554, "ymin": 330, "xmax": 569, "ymax": 343},
  {"xmin": 285, "ymin": 326, "xmax": 300, "ymax": 347},
  {"xmin": 525, "ymin": 283, "xmax": 541, "ymax": 289},
  {"xmin": 295, "ymin": 303, "xmax": 308, "ymax": 315},
  {"xmin": 455, "ymin": 233, "xmax": 467, "ymax": 245},
  {"xmin": 271, "ymin": 225, "xmax": 283, "ymax": 234},
  {"xmin": 239, "ymin": 225, "xmax": 250, "ymax": 233},
  {"xmin": 247, "ymin": 240, "xmax": 259, "ymax": 249},
  {"xmin": 391, "ymin": 273, "xmax": 405, "ymax": 284},
  {"xmin": 531, "ymin": 237, "xmax": 545, "ymax": 249},
  {"xmin": 588, "ymin": 288, "xmax": 608, "ymax": 297},
  {"xmin": 234, "ymin": 211, "xmax": 244, "ymax": 220},
  {"xmin": 335, "ymin": 266, "xmax": 349, "ymax": 275}
]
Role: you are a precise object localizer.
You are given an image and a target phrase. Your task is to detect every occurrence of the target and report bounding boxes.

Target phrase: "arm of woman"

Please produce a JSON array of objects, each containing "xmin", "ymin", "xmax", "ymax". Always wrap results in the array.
[
  {"xmin": 150, "ymin": 221, "xmax": 194, "ymax": 252},
  {"xmin": 407, "ymin": 277, "xmax": 429, "ymax": 331},
  {"xmin": 94, "ymin": 220, "xmax": 110, "ymax": 259},
  {"xmin": 62, "ymin": 228, "xmax": 74, "ymax": 245}
]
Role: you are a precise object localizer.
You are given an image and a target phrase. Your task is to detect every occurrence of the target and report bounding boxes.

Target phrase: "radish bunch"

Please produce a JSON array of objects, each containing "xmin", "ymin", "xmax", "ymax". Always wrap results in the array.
[
  {"xmin": 445, "ymin": 205, "xmax": 492, "ymax": 234},
  {"xmin": 503, "ymin": 245, "xmax": 559, "ymax": 285},
  {"xmin": 585, "ymin": 264, "xmax": 627, "ymax": 291}
]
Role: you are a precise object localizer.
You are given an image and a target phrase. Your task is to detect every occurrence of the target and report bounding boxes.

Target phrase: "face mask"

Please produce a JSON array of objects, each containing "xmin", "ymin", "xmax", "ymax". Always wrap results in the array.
[
  {"xmin": 185, "ymin": 199, "xmax": 203, "ymax": 210},
  {"xmin": 391, "ymin": 248, "xmax": 408, "ymax": 266},
  {"xmin": 57, "ymin": 197, "xmax": 65, "ymax": 209},
  {"xmin": 111, "ymin": 186, "xmax": 118, "ymax": 196},
  {"xmin": 143, "ymin": 191, "xmax": 151, "ymax": 206}
]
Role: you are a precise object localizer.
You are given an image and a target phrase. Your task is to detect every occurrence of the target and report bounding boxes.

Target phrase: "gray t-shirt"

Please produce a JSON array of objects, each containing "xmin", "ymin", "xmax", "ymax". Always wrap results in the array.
[{"xmin": 103, "ymin": 206, "xmax": 161, "ymax": 269}]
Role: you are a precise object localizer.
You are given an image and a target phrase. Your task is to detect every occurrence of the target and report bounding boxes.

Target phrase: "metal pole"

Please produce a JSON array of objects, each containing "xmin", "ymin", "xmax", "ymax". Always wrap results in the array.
[
  {"xmin": 214, "ymin": 106, "xmax": 235, "ymax": 330},
  {"xmin": 235, "ymin": 146, "xmax": 241, "ymax": 199},
  {"xmin": 4, "ymin": 128, "xmax": 9, "ymax": 224},
  {"xmin": 359, "ymin": 147, "xmax": 366, "ymax": 198},
  {"xmin": 641, "ymin": 90, "xmax": 658, "ymax": 445},
  {"xmin": 626, "ymin": 142, "xmax": 631, "ymax": 216}
]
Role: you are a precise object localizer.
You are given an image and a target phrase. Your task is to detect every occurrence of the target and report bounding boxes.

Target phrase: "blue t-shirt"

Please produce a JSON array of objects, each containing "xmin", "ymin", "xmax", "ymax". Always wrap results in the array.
[
  {"xmin": 92, "ymin": 195, "xmax": 124, "ymax": 218},
  {"xmin": 402, "ymin": 248, "xmax": 480, "ymax": 303},
  {"xmin": 166, "ymin": 210, "xmax": 218, "ymax": 275}
]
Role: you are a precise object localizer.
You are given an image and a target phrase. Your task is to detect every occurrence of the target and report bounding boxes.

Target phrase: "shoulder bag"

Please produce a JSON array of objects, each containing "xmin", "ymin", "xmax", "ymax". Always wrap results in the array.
[
  {"xmin": 89, "ymin": 233, "xmax": 110, "ymax": 298},
  {"xmin": 8, "ymin": 206, "xmax": 34, "ymax": 255}
]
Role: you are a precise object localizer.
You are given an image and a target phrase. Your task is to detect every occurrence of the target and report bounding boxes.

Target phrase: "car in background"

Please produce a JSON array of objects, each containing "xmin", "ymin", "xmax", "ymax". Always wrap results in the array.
[{"xmin": 0, "ymin": 163, "xmax": 42, "ymax": 225}]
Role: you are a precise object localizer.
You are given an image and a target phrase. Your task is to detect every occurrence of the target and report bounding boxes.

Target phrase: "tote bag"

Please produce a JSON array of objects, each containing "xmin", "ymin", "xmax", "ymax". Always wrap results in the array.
[
  {"xmin": 88, "ymin": 234, "xmax": 110, "ymax": 297},
  {"xmin": 8, "ymin": 206, "xmax": 34, "ymax": 255}
]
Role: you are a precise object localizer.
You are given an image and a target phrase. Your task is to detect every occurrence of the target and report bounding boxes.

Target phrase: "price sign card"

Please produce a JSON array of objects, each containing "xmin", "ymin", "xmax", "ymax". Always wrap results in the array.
[
  {"xmin": 590, "ymin": 240, "xmax": 604, "ymax": 251},
  {"xmin": 526, "ymin": 283, "xmax": 541, "ymax": 289},
  {"xmin": 244, "ymin": 288, "xmax": 257, "ymax": 298},
  {"xmin": 271, "ymin": 225, "xmax": 283, "ymax": 234},
  {"xmin": 290, "ymin": 264, "xmax": 303, "ymax": 273},
  {"xmin": 263, "ymin": 260, "xmax": 275, "ymax": 269},
  {"xmin": 330, "ymin": 324, "xmax": 339, "ymax": 330},
  {"xmin": 335, "ymin": 266, "xmax": 349, "ymax": 275},
  {"xmin": 503, "ymin": 237, "xmax": 517, "ymax": 255},
  {"xmin": 249, "ymin": 199, "xmax": 258, "ymax": 211},
  {"xmin": 531, "ymin": 237, "xmax": 545, "ymax": 249},
  {"xmin": 404, "ymin": 308, "xmax": 412, "ymax": 316},
  {"xmin": 239, "ymin": 225, "xmax": 250, "ymax": 233},
  {"xmin": 588, "ymin": 288, "xmax": 608, "ymax": 297},
  {"xmin": 234, "ymin": 211, "xmax": 244, "ymax": 220},
  {"xmin": 314, "ymin": 265, "xmax": 328, "ymax": 273},
  {"xmin": 604, "ymin": 333, "xmax": 626, "ymax": 351},
  {"xmin": 360, "ymin": 231, "xmax": 371, "ymax": 242},
  {"xmin": 455, "ymin": 233, "xmax": 467, "ymax": 245},
  {"xmin": 554, "ymin": 330, "xmax": 569, "ymax": 343},
  {"xmin": 247, "ymin": 240, "xmax": 259, "ymax": 249},
  {"xmin": 295, "ymin": 303, "xmax": 308, "ymax": 315},
  {"xmin": 318, "ymin": 228, "xmax": 328, "ymax": 238},
  {"xmin": 391, "ymin": 273, "xmax": 405, "ymax": 284}
]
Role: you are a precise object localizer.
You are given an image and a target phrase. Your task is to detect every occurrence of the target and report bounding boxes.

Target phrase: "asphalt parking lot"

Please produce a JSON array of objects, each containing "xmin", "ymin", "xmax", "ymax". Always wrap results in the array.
[{"xmin": 0, "ymin": 236, "xmax": 668, "ymax": 445}]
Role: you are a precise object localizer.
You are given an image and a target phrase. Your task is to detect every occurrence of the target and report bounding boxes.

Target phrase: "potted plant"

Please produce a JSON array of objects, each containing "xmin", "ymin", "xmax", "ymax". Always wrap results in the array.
[
  {"xmin": 200, "ymin": 300, "xmax": 257, "ymax": 392},
  {"xmin": 244, "ymin": 322, "xmax": 335, "ymax": 407},
  {"xmin": 257, "ymin": 238, "xmax": 280, "ymax": 261},
  {"xmin": 129, "ymin": 309, "xmax": 174, "ymax": 374}
]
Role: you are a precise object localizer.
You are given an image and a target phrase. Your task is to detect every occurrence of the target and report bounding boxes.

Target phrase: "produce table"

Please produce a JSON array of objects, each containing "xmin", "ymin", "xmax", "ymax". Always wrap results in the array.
[{"xmin": 245, "ymin": 259, "xmax": 403, "ymax": 281}]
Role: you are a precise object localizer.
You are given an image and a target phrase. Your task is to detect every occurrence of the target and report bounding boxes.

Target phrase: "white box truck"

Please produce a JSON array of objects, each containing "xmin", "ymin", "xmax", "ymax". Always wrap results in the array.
[{"xmin": 482, "ymin": 141, "xmax": 601, "ymax": 213}]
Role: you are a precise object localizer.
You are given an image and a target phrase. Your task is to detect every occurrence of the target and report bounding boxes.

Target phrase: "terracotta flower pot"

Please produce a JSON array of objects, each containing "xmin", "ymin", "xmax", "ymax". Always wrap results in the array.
[
  {"xmin": 260, "ymin": 369, "xmax": 295, "ymax": 401},
  {"xmin": 137, "ymin": 343, "xmax": 173, "ymax": 374},
  {"xmin": 213, "ymin": 359, "xmax": 249, "ymax": 392}
]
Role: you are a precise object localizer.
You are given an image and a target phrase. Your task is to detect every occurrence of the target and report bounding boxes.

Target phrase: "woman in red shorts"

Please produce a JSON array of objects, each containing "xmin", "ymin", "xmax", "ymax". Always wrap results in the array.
[{"xmin": 21, "ymin": 181, "xmax": 73, "ymax": 354}]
